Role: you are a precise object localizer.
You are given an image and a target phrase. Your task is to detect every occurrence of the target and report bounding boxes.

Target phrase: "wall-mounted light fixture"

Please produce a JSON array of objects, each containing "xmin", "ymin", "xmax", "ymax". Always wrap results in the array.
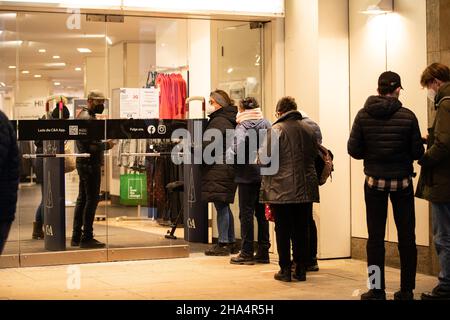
[{"xmin": 361, "ymin": 0, "xmax": 393, "ymax": 15}]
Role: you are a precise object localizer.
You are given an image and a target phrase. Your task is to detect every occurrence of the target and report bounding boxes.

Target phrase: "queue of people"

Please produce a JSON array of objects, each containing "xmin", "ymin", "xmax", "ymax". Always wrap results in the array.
[{"xmin": 1, "ymin": 63, "xmax": 450, "ymax": 300}]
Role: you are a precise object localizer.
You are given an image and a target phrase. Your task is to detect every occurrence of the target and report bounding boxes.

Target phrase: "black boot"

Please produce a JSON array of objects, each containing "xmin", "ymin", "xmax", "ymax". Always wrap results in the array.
[
  {"xmin": 274, "ymin": 267, "xmax": 291, "ymax": 282},
  {"xmin": 254, "ymin": 248, "xmax": 270, "ymax": 264},
  {"xmin": 360, "ymin": 289, "xmax": 386, "ymax": 300},
  {"xmin": 32, "ymin": 222, "xmax": 44, "ymax": 240},
  {"xmin": 71, "ymin": 232, "xmax": 81, "ymax": 247},
  {"xmin": 293, "ymin": 265, "xmax": 307, "ymax": 281}
]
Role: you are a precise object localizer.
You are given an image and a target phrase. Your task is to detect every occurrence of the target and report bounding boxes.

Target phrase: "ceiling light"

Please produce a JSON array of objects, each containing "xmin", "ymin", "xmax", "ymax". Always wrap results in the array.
[
  {"xmin": 45, "ymin": 62, "xmax": 66, "ymax": 67},
  {"xmin": 361, "ymin": 0, "xmax": 393, "ymax": 15},
  {"xmin": 106, "ymin": 36, "xmax": 113, "ymax": 45},
  {"xmin": 83, "ymin": 34, "xmax": 105, "ymax": 38},
  {"xmin": 21, "ymin": 70, "xmax": 30, "ymax": 74},
  {"xmin": 77, "ymin": 48, "xmax": 92, "ymax": 53},
  {"xmin": 0, "ymin": 82, "xmax": 5, "ymax": 87},
  {"xmin": 227, "ymin": 68, "xmax": 234, "ymax": 74},
  {"xmin": 8, "ymin": 65, "xmax": 16, "ymax": 69},
  {"xmin": 34, "ymin": 74, "xmax": 42, "ymax": 78},
  {"xmin": 75, "ymin": 67, "xmax": 82, "ymax": 71},
  {"xmin": 53, "ymin": 55, "xmax": 60, "ymax": 59},
  {"xmin": 38, "ymin": 49, "xmax": 46, "ymax": 53},
  {"xmin": 54, "ymin": 82, "xmax": 61, "ymax": 86},
  {"xmin": 0, "ymin": 31, "xmax": 3, "ymax": 35}
]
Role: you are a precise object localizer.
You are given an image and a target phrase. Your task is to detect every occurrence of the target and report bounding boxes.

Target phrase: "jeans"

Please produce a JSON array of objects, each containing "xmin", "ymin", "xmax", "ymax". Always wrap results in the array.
[
  {"xmin": 273, "ymin": 203, "xmax": 310, "ymax": 269},
  {"xmin": 214, "ymin": 201, "xmax": 235, "ymax": 244},
  {"xmin": 364, "ymin": 183, "xmax": 417, "ymax": 291},
  {"xmin": 431, "ymin": 202, "xmax": 450, "ymax": 290},
  {"xmin": 238, "ymin": 183, "xmax": 270, "ymax": 255},
  {"xmin": 0, "ymin": 221, "xmax": 12, "ymax": 255},
  {"xmin": 73, "ymin": 164, "xmax": 101, "ymax": 240}
]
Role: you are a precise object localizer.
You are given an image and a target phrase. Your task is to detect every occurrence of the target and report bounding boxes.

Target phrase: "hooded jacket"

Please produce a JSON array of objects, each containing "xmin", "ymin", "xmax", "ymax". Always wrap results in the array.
[
  {"xmin": 0, "ymin": 111, "xmax": 19, "ymax": 222},
  {"xmin": 416, "ymin": 82, "xmax": 450, "ymax": 202},
  {"xmin": 201, "ymin": 105, "xmax": 238, "ymax": 203},
  {"xmin": 348, "ymin": 95, "xmax": 424, "ymax": 179},
  {"xmin": 259, "ymin": 110, "xmax": 320, "ymax": 204},
  {"xmin": 227, "ymin": 118, "xmax": 272, "ymax": 184}
]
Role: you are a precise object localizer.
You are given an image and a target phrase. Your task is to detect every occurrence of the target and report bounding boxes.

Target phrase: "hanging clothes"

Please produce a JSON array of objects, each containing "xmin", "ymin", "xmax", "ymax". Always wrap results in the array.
[{"xmin": 155, "ymin": 73, "xmax": 187, "ymax": 119}]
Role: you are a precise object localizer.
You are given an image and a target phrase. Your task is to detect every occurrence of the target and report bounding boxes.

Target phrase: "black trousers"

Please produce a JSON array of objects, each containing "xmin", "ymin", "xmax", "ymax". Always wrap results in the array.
[
  {"xmin": 73, "ymin": 164, "xmax": 101, "ymax": 240},
  {"xmin": 0, "ymin": 221, "xmax": 12, "ymax": 255},
  {"xmin": 238, "ymin": 183, "xmax": 270, "ymax": 255},
  {"xmin": 274, "ymin": 203, "xmax": 311, "ymax": 269},
  {"xmin": 364, "ymin": 183, "xmax": 417, "ymax": 291},
  {"xmin": 307, "ymin": 210, "xmax": 318, "ymax": 263}
]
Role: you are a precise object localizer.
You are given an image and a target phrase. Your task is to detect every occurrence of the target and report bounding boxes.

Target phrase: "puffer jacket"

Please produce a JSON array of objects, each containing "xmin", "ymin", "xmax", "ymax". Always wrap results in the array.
[
  {"xmin": 348, "ymin": 96, "xmax": 424, "ymax": 179},
  {"xmin": 76, "ymin": 107, "xmax": 110, "ymax": 167},
  {"xmin": 416, "ymin": 82, "xmax": 450, "ymax": 203},
  {"xmin": 260, "ymin": 110, "xmax": 320, "ymax": 204},
  {"xmin": 202, "ymin": 105, "xmax": 238, "ymax": 203},
  {"xmin": 227, "ymin": 118, "xmax": 272, "ymax": 184},
  {"xmin": 0, "ymin": 111, "xmax": 19, "ymax": 222}
]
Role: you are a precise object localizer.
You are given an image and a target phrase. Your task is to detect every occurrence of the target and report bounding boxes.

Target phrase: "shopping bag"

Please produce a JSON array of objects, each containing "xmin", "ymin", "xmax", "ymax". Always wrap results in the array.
[
  {"xmin": 265, "ymin": 204, "xmax": 275, "ymax": 222},
  {"xmin": 120, "ymin": 173, "xmax": 148, "ymax": 206}
]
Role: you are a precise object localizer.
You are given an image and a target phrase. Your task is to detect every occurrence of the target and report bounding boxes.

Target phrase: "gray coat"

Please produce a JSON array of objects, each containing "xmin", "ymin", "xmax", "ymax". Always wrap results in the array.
[{"xmin": 259, "ymin": 110, "xmax": 320, "ymax": 204}]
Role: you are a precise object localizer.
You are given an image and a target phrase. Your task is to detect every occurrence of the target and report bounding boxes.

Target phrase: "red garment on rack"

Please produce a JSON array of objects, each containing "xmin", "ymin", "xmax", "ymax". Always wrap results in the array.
[{"xmin": 156, "ymin": 73, "xmax": 187, "ymax": 119}]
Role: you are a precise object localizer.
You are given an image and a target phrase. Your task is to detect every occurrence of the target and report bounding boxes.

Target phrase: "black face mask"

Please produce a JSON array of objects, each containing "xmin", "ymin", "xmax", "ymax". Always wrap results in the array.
[{"xmin": 93, "ymin": 103, "xmax": 104, "ymax": 114}]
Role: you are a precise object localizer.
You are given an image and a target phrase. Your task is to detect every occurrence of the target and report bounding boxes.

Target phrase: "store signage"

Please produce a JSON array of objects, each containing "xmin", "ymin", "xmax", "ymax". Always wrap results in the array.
[
  {"xmin": 106, "ymin": 119, "xmax": 187, "ymax": 139},
  {"xmin": 0, "ymin": 0, "xmax": 284, "ymax": 17},
  {"xmin": 17, "ymin": 119, "xmax": 105, "ymax": 141}
]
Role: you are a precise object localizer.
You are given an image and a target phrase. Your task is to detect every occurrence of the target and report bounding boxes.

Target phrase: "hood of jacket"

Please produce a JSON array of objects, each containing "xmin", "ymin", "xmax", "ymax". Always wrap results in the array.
[
  {"xmin": 273, "ymin": 110, "xmax": 303, "ymax": 125},
  {"xmin": 209, "ymin": 105, "xmax": 238, "ymax": 126},
  {"xmin": 363, "ymin": 95, "xmax": 402, "ymax": 119},
  {"xmin": 436, "ymin": 82, "xmax": 450, "ymax": 105},
  {"xmin": 240, "ymin": 119, "xmax": 270, "ymax": 130}
]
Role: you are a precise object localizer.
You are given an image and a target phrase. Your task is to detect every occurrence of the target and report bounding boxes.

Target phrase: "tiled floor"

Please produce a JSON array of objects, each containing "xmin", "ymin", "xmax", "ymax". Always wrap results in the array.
[{"xmin": 0, "ymin": 253, "xmax": 437, "ymax": 300}]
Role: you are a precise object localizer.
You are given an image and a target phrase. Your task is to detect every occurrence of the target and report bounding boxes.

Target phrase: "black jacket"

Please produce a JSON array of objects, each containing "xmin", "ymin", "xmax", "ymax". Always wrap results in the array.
[
  {"xmin": 348, "ymin": 96, "xmax": 424, "ymax": 179},
  {"xmin": 416, "ymin": 82, "xmax": 450, "ymax": 202},
  {"xmin": 76, "ymin": 107, "xmax": 111, "ymax": 167},
  {"xmin": 0, "ymin": 111, "xmax": 19, "ymax": 222},
  {"xmin": 201, "ymin": 105, "xmax": 238, "ymax": 203},
  {"xmin": 260, "ymin": 111, "xmax": 320, "ymax": 204}
]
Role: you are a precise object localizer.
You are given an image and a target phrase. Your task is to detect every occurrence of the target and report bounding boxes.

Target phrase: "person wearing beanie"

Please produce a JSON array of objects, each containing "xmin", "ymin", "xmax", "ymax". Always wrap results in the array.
[{"xmin": 227, "ymin": 97, "xmax": 272, "ymax": 265}]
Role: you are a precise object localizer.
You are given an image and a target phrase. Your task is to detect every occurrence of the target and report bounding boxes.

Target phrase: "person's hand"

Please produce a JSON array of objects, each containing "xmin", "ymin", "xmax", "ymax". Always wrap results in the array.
[{"xmin": 422, "ymin": 134, "xmax": 429, "ymax": 144}]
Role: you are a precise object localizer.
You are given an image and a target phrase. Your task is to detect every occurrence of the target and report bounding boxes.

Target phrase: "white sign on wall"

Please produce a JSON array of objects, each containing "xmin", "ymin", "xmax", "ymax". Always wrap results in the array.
[{"xmin": 140, "ymin": 88, "xmax": 160, "ymax": 119}]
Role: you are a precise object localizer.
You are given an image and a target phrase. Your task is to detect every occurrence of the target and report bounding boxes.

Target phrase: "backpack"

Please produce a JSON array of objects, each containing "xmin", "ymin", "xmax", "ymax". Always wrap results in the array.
[{"xmin": 315, "ymin": 144, "xmax": 334, "ymax": 185}]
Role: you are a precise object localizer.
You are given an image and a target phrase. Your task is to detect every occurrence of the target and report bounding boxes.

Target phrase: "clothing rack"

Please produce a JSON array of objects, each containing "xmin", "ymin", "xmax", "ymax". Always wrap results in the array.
[{"xmin": 149, "ymin": 65, "xmax": 189, "ymax": 73}]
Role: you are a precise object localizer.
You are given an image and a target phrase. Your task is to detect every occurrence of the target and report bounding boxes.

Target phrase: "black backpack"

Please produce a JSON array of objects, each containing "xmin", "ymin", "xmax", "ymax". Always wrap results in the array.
[{"xmin": 315, "ymin": 144, "xmax": 334, "ymax": 185}]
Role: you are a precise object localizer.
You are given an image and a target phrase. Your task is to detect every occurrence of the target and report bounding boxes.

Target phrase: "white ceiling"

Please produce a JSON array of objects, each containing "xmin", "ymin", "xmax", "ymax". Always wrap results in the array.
[{"xmin": 0, "ymin": 11, "xmax": 159, "ymax": 92}]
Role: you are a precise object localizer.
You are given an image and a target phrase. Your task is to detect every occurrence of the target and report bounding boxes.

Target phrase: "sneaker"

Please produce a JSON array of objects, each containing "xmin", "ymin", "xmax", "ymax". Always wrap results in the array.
[
  {"xmin": 230, "ymin": 253, "xmax": 255, "ymax": 265},
  {"xmin": 394, "ymin": 290, "xmax": 414, "ymax": 300},
  {"xmin": 254, "ymin": 250, "xmax": 270, "ymax": 264},
  {"xmin": 79, "ymin": 238, "xmax": 106, "ymax": 249},
  {"xmin": 306, "ymin": 262, "xmax": 319, "ymax": 272},
  {"xmin": 274, "ymin": 268, "xmax": 291, "ymax": 282},
  {"xmin": 360, "ymin": 289, "xmax": 386, "ymax": 300},
  {"xmin": 421, "ymin": 285, "xmax": 450, "ymax": 300},
  {"xmin": 204, "ymin": 243, "xmax": 230, "ymax": 256}
]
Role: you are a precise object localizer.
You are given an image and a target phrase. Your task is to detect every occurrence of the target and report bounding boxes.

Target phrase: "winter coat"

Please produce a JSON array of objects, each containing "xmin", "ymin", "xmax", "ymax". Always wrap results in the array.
[
  {"xmin": 76, "ymin": 107, "xmax": 110, "ymax": 167},
  {"xmin": 0, "ymin": 111, "xmax": 19, "ymax": 222},
  {"xmin": 260, "ymin": 110, "xmax": 320, "ymax": 204},
  {"xmin": 227, "ymin": 118, "xmax": 272, "ymax": 184},
  {"xmin": 348, "ymin": 95, "xmax": 424, "ymax": 179},
  {"xmin": 416, "ymin": 82, "xmax": 450, "ymax": 203},
  {"xmin": 201, "ymin": 105, "xmax": 238, "ymax": 203}
]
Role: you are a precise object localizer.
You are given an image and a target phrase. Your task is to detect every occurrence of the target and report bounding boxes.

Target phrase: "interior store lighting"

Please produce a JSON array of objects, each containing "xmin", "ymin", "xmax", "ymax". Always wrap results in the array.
[
  {"xmin": 361, "ymin": 0, "xmax": 393, "ymax": 15},
  {"xmin": 53, "ymin": 55, "xmax": 60, "ymax": 59},
  {"xmin": 38, "ymin": 49, "xmax": 46, "ymax": 53},
  {"xmin": 21, "ymin": 70, "xmax": 30, "ymax": 74},
  {"xmin": 75, "ymin": 67, "xmax": 82, "ymax": 71},
  {"xmin": 0, "ymin": 82, "xmax": 6, "ymax": 87},
  {"xmin": 77, "ymin": 48, "xmax": 92, "ymax": 53},
  {"xmin": 54, "ymin": 82, "xmax": 61, "ymax": 86},
  {"xmin": 34, "ymin": 74, "xmax": 42, "ymax": 78},
  {"xmin": 45, "ymin": 62, "xmax": 66, "ymax": 67},
  {"xmin": 8, "ymin": 66, "xmax": 16, "ymax": 69},
  {"xmin": 106, "ymin": 36, "xmax": 113, "ymax": 45}
]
